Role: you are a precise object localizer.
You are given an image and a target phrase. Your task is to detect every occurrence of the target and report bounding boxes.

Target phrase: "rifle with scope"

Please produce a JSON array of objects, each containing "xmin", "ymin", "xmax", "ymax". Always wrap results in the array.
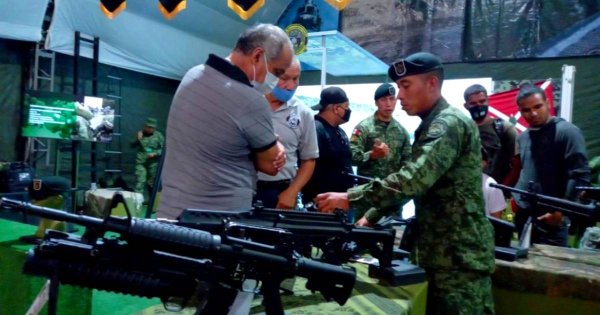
[{"xmin": 0, "ymin": 196, "xmax": 356, "ymax": 315}]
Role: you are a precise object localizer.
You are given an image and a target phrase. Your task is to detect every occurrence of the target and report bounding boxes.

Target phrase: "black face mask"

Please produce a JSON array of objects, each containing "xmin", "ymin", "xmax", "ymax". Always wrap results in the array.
[
  {"xmin": 341, "ymin": 108, "xmax": 351, "ymax": 123},
  {"xmin": 468, "ymin": 105, "xmax": 488, "ymax": 121}
]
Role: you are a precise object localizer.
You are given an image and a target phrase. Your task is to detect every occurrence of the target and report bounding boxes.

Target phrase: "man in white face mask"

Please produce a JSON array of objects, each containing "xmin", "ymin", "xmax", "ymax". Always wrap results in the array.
[
  {"xmin": 251, "ymin": 53, "xmax": 280, "ymax": 94},
  {"xmin": 159, "ymin": 24, "xmax": 293, "ymax": 223}
]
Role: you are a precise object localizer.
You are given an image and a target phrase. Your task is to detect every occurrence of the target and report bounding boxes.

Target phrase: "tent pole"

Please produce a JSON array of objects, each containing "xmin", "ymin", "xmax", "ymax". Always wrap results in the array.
[
  {"xmin": 320, "ymin": 35, "xmax": 327, "ymax": 89},
  {"xmin": 560, "ymin": 65, "xmax": 575, "ymax": 122}
]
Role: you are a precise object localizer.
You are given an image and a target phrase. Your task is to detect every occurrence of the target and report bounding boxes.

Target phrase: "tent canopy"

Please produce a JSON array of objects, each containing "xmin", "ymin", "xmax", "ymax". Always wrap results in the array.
[
  {"xmin": 47, "ymin": 0, "xmax": 293, "ymax": 79},
  {"xmin": 0, "ymin": 0, "xmax": 391, "ymax": 80},
  {"xmin": 0, "ymin": 0, "xmax": 49, "ymax": 42},
  {"xmin": 0, "ymin": 0, "xmax": 292, "ymax": 79}
]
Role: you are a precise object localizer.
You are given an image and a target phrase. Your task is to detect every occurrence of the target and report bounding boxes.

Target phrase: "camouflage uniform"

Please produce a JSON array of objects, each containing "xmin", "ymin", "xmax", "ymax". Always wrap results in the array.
[
  {"xmin": 350, "ymin": 113, "xmax": 412, "ymax": 218},
  {"xmin": 350, "ymin": 113, "xmax": 412, "ymax": 179},
  {"xmin": 348, "ymin": 98, "xmax": 495, "ymax": 314},
  {"xmin": 131, "ymin": 131, "xmax": 164, "ymax": 195}
]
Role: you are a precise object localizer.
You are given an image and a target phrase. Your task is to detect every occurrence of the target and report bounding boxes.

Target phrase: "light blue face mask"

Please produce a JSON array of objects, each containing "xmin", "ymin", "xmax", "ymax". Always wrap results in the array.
[
  {"xmin": 252, "ymin": 54, "xmax": 278, "ymax": 95},
  {"xmin": 271, "ymin": 85, "xmax": 297, "ymax": 103}
]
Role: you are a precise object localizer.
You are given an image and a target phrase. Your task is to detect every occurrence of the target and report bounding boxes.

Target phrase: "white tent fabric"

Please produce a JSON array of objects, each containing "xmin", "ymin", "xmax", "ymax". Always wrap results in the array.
[
  {"xmin": 0, "ymin": 0, "xmax": 49, "ymax": 42},
  {"xmin": 45, "ymin": 0, "xmax": 291, "ymax": 80}
]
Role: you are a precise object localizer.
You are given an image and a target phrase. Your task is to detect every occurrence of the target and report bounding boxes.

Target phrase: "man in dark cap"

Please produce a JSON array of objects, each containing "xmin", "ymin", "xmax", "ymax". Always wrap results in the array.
[
  {"xmin": 27, "ymin": 176, "xmax": 71, "ymax": 239},
  {"xmin": 350, "ymin": 83, "xmax": 412, "ymax": 187},
  {"xmin": 316, "ymin": 52, "xmax": 495, "ymax": 314},
  {"xmin": 130, "ymin": 117, "xmax": 164, "ymax": 200},
  {"xmin": 302, "ymin": 86, "xmax": 354, "ymax": 204},
  {"xmin": 349, "ymin": 83, "xmax": 412, "ymax": 219}
]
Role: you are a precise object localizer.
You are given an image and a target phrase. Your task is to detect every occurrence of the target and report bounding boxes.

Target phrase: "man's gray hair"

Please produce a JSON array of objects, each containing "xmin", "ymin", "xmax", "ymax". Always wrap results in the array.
[
  {"xmin": 234, "ymin": 24, "xmax": 292, "ymax": 61},
  {"xmin": 291, "ymin": 56, "xmax": 301, "ymax": 71}
]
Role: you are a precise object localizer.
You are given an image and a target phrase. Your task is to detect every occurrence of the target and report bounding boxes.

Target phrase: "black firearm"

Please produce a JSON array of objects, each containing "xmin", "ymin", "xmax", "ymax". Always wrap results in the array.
[
  {"xmin": 0, "ymin": 196, "xmax": 356, "ymax": 315},
  {"xmin": 490, "ymin": 183, "xmax": 600, "ymax": 220},
  {"xmin": 577, "ymin": 186, "xmax": 600, "ymax": 202},
  {"xmin": 177, "ymin": 205, "xmax": 401, "ymax": 282}
]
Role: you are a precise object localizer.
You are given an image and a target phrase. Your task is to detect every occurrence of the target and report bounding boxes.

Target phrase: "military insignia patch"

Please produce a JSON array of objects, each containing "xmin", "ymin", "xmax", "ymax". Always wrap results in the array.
[
  {"xmin": 427, "ymin": 119, "xmax": 447, "ymax": 139},
  {"xmin": 350, "ymin": 128, "xmax": 360, "ymax": 142},
  {"xmin": 33, "ymin": 179, "xmax": 42, "ymax": 191}
]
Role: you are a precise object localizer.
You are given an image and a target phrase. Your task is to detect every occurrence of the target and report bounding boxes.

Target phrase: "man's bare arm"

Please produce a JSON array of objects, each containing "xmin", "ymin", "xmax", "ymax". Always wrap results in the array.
[
  {"xmin": 277, "ymin": 159, "xmax": 316, "ymax": 208},
  {"xmin": 255, "ymin": 141, "xmax": 285, "ymax": 176}
]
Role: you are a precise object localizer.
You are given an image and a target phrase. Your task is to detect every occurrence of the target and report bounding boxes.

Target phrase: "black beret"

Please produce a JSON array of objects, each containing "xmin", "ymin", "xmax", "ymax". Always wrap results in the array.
[
  {"xmin": 374, "ymin": 83, "xmax": 396, "ymax": 100},
  {"xmin": 388, "ymin": 52, "xmax": 443, "ymax": 82},
  {"xmin": 311, "ymin": 86, "xmax": 349, "ymax": 111},
  {"xmin": 29, "ymin": 176, "xmax": 71, "ymax": 201}
]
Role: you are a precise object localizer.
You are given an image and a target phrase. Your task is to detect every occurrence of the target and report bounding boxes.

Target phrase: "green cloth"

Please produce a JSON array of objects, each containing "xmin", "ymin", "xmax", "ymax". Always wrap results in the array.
[
  {"xmin": 493, "ymin": 244, "xmax": 600, "ymax": 315},
  {"xmin": 249, "ymin": 262, "xmax": 427, "ymax": 315},
  {"xmin": 138, "ymin": 261, "xmax": 427, "ymax": 315},
  {"xmin": 0, "ymin": 219, "xmax": 92, "ymax": 315}
]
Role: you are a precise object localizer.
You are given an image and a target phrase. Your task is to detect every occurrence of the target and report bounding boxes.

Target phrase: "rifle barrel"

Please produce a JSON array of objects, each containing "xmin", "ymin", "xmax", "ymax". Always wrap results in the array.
[{"xmin": 489, "ymin": 183, "xmax": 599, "ymax": 219}]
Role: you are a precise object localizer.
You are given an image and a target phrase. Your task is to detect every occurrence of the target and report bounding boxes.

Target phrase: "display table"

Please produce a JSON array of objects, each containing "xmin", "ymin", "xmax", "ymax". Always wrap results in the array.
[
  {"xmin": 0, "ymin": 219, "xmax": 92, "ymax": 315},
  {"xmin": 493, "ymin": 244, "xmax": 600, "ymax": 315},
  {"xmin": 139, "ymin": 262, "xmax": 427, "ymax": 315},
  {"xmin": 84, "ymin": 188, "xmax": 143, "ymax": 218},
  {"xmin": 249, "ymin": 262, "xmax": 427, "ymax": 315}
]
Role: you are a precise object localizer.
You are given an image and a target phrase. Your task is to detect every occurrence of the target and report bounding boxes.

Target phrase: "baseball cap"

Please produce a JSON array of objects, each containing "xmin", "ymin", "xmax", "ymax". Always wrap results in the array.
[
  {"xmin": 374, "ymin": 83, "xmax": 396, "ymax": 100},
  {"xmin": 311, "ymin": 87, "xmax": 349, "ymax": 111},
  {"xmin": 388, "ymin": 52, "xmax": 443, "ymax": 82},
  {"xmin": 29, "ymin": 176, "xmax": 71, "ymax": 201}
]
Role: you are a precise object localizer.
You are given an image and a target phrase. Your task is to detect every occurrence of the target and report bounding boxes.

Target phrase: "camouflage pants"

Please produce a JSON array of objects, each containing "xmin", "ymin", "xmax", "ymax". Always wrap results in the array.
[
  {"xmin": 426, "ymin": 269, "xmax": 495, "ymax": 315},
  {"xmin": 134, "ymin": 161, "xmax": 158, "ymax": 196}
]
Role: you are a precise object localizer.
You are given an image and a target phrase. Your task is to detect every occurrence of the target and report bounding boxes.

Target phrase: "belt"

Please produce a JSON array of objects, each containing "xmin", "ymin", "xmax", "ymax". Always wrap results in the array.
[{"xmin": 257, "ymin": 179, "xmax": 291, "ymax": 189}]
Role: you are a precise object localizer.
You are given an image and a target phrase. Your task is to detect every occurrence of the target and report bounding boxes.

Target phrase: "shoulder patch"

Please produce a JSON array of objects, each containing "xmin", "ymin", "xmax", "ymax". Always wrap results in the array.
[{"xmin": 427, "ymin": 119, "xmax": 448, "ymax": 139}]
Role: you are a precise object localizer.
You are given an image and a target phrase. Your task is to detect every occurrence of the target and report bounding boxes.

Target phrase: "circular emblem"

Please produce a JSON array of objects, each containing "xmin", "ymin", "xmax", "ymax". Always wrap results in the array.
[
  {"xmin": 287, "ymin": 113, "xmax": 300, "ymax": 129},
  {"xmin": 285, "ymin": 24, "xmax": 308, "ymax": 55}
]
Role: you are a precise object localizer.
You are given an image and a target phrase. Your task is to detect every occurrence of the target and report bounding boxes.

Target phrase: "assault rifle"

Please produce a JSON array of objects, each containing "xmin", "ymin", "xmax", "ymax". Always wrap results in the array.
[
  {"xmin": 177, "ymin": 205, "xmax": 418, "ymax": 285},
  {"xmin": 0, "ymin": 196, "xmax": 355, "ymax": 315},
  {"xmin": 490, "ymin": 183, "xmax": 600, "ymax": 221}
]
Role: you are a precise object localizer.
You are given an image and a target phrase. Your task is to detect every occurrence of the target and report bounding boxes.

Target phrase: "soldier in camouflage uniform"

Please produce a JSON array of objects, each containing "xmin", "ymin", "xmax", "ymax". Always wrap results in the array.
[
  {"xmin": 316, "ymin": 52, "xmax": 495, "ymax": 314},
  {"xmin": 131, "ymin": 117, "xmax": 164, "ymax": 199},
  {"xmin": 350, "ymin": 83, "xmax": 412, "ymax": 178},
  {"xmin": 350, "ymin": 83, "xmax": 412, "ymax": 218}
]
